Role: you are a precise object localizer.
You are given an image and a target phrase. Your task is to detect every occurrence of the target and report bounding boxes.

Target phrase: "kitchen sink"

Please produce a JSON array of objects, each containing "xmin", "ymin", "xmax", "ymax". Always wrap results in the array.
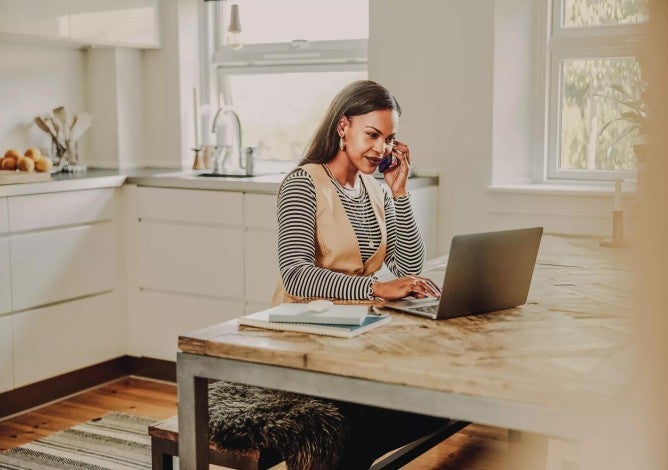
[
  {"xmin": 198, "ymin": 172, "xmax": 266, "ymax": 178},
  {"xmin": 154, "ymin": 170, "xmax": 286, "ymax": 179}
]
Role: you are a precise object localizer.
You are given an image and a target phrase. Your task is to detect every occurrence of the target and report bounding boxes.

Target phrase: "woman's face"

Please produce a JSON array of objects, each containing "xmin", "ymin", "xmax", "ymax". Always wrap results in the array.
[{"xmin": 339, "ymin": 109, "xmax": 398, "ymax": 174}]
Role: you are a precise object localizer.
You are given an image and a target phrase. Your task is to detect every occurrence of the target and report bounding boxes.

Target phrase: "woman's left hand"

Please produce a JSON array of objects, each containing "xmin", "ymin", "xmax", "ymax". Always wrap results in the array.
[{"xmin": 383, "ymin": 140, "xmax": 411, "ymax": 198}]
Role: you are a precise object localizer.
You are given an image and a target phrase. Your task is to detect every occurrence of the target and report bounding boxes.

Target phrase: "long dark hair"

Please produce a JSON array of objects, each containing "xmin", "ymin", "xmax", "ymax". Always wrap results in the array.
[{"xmin": 299, "ymin": 80, "xmax": 401, "ymax": 165}]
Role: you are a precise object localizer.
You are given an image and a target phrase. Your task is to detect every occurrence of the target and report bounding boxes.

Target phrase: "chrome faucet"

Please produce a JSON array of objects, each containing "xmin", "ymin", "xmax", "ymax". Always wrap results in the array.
[{"xmin": 211, "ymin": 107, "xmax": 244, "ymax": 174}]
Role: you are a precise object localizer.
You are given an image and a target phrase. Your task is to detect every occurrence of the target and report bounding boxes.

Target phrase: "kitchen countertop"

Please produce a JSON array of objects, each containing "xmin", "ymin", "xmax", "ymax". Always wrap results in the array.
[{"xmin": 0, "ymin": 168, "xmax": 439, "ymax": 197}]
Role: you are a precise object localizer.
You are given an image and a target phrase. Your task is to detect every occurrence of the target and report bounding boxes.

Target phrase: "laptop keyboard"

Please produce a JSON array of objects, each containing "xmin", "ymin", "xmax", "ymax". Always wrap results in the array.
[{"xmin": 410, "ymin": 304, "xmax": 439, "ymax": 315}]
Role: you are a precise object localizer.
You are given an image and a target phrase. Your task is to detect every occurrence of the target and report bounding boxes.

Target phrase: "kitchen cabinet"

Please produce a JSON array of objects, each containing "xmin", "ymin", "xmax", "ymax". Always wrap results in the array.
[
  {"xmin": 0, "ymin": 198, "xmax": 10, "ymax": 315},
  {"xmin": 244, "ymin": 194, "xmax": 279, "ymax": 312},
  {"xmin": 136, "ymin": 187, "xmax": 244, "ymax": 298},
  {"xmin": 69, "ymin": 0, "xmax": 160, "ymax": 48},
  {"xmin": 0, "ymin": 176, "xmax": 438, "ymax": 393},
  {"xmin": 0, "ymin": 316, "xmax": 12, "ymax": 393},
  {"xmin": 136, "ymin": 187, "xmax": 243, "ymax": 226},
  {"xmin": 8, "ymin": 188, "xmax": 117, "ymax": 311},
  {"xmin": 10, "ymin": 224, "xmax": 116, "ymax": 311},
  {"xmin": 131, "ymin": 187, "xmax": 247, "ymax": 359},
  {"xmin": 12, "ymin": 292, "xmax": 121, "ymax": 388},
  {"xmin": 0, "ymin": 0, "xmax": 70, "ymax": 40},
  {"xmin": 126, "ymin": 290, "xmax": 244, "ymax": 361},
  {"xmin": 0, "ymin": 238, "xmax": 14, "ymax": 315},
  {"xmin": 137, "ymin": 222, "xmax": 243, "ymax": 298},
  {"xmin": 2, "ymin": 187, "xmax": 121, "ymax": 388},
  {"xmin": 0, "ymin": 0, "xmax": 159, "ymax": 48},
  {"xmin": 0, "ymin": 197, "xmax": 8, "ymax": 233},
  {"xmin": 8, "ymin": 187, "xmax": 115, "ymax": 232}
]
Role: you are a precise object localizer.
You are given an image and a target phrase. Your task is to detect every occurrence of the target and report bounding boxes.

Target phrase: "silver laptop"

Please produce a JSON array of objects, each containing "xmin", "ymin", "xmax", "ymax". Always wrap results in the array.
[{"xmin": 385, "ymin": 227, "xmax": 543, "ymax": 320}]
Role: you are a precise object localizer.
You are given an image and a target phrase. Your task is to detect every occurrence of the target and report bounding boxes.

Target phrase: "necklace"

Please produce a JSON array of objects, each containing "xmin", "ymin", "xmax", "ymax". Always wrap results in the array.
[
  {"xmin": 324, "ymin": 163, "xmax": 361, "ymax": 197},
  {"xmin": 323, "ymin": 164, "xmax": 377, "ymax": 249}
]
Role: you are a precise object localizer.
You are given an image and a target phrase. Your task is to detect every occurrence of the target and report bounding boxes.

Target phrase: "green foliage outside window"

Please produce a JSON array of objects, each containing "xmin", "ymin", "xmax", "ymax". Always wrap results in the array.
[
  {"xmin": 561, "ymin": 58, "xmax": 644, "ymax": 171},
  {"xmin": 564, "ymin": 0, "xmax": 649, "ymax": 27}
]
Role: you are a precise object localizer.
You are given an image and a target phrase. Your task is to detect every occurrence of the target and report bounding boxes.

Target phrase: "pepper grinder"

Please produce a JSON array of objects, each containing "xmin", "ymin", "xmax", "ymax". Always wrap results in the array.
[{"xmin": 191, "ymin": 147, "xmax": 205, "ymax": 170}]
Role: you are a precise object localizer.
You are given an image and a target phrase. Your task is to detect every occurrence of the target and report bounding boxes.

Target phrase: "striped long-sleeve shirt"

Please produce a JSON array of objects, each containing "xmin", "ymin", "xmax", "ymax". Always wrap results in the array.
[{"xmin": 277, "ymin": 168, "xmax": 425, "ymax": 300}]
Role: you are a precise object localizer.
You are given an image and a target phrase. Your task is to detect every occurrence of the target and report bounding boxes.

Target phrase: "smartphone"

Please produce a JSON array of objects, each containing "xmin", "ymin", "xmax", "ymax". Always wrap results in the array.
[{"xmin": 378, "ymin": 154, "xmax": 395, "ymax": 173}]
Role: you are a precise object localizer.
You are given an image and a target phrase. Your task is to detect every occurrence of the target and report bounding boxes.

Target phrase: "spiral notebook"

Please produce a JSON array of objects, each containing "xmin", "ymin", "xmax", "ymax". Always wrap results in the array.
[{"xmin": 239, "ymin": 307, "xmax": 391, "ymax": 339}]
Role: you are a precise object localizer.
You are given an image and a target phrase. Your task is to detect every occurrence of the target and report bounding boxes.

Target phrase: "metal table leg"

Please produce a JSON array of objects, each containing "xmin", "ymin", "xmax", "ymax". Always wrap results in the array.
[{"xmin": 177, "ymin": 352, "xmax": 210, "ymax": 470}]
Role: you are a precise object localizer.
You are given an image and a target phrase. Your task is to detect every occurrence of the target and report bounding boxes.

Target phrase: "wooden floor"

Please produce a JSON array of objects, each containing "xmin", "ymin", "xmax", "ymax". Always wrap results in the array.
[{"xmin": 0, "ymin": 377, "xmax": 547, "ymax": 469}]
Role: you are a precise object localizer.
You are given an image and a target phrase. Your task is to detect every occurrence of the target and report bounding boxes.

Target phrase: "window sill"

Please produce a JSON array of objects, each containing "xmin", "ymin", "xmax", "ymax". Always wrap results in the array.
[{"xmin": 488, "ymin": 182, "xmax": 636, "ymax": 198}]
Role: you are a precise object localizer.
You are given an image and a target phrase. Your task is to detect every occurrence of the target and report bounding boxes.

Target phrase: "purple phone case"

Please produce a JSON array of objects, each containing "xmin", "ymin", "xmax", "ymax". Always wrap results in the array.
[{"xmin": 378, "ymin": 155, "xmax": 394, "ymax": 173}]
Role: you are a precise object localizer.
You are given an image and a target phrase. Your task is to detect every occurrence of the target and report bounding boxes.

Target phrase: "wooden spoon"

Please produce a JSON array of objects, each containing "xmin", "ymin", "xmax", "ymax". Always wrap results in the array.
[{"xmin": 53, "ymin": 106, "xmax": 68, "ymax": 140}]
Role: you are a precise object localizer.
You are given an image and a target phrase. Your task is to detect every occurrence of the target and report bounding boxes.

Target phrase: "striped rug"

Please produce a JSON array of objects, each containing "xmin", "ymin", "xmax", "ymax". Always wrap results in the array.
[{"xmin": 0, "ymin": 412, "xmax": 157, "ymax": 469}]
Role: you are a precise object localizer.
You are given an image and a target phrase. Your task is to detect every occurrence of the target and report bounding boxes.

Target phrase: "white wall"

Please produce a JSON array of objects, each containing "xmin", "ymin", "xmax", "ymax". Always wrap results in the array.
[
  {"xmin": 492, "ymin": 0, "xmax": 538, "ymax": 185},
  {"xmin": 369, "ymin": 0, "xmax": 496, "ymax": 253},
  {"xmin": 86, "ymin": 47, "xmax": 144, "ymax": 169},
  {"xmin": 369, "ymin": 0, "xmax": 627, "ymax": 251},
  {"xmin": 0, "ymin": 42, "xmax": 89, "ymax": 161},
  {"xmin": 142, "ymin": 0, "xmax": 200, "ymax": 169}
]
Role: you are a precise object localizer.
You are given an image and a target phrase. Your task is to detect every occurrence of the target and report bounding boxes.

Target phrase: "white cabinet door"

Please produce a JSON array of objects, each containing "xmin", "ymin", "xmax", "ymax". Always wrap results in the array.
[
  {"xmin": 244, "ymin": 230, "xmax": 278, "ymax": 305},
  {"xmin": 244, "ymin": 194, "xmax": 278, "ymax": 230},
  {"xmin": 13, "ymin": 292, "xmax": 121, "ymax": 387},
  {"xmin": 69, "ymin": 0, "xmax": 159, "ymax": 48},
  {"xmin": 10, "ymin": 223, "xmax": 117, "ymax": 311},
  {"xmin": 244, "ymin": 193, "xmax": 279, "ymax": 305},
  {"xmin": 128, "ymin": 290, "xmax": 244, "ymax": 361},
  {"xmin": 0, "ymin": 198, "xmax": 9, "ymax": 314},
  {"xmin": 0, "ymin": 238, "xmax": 11, "ymax": 315},
  {"xmin": 137, "ymin": 222, "xmax": 244, "ymax": 299},
  {"xmin": 0, "ymin": 198, "xmax": 8, "ymax": 234},
  {"xmin": 137, "ymin": 187, "xmax": 243, "ymax": 226},
  {"xmin": 0, "ymin": 0, "xmax": 70, "ymax": 39},
  {"xmin": 0, "ymin": 315, "xmax": 13, "ymax": 393},
  {"xmin": 8, "ymin": 188, "xmax": 115, "ymax": 232}
]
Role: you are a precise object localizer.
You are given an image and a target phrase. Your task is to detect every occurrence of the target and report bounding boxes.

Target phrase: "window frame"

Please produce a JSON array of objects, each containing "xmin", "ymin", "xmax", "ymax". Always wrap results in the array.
[
  {"xmin": 544, "ymin": 0, "xmax": 648, "ymax": 182},
  {"xmin": 216, "ymin": 62, "xmax": 368, "ymax": 107},
  {"xmin": 206, "ymin": 1, "xmax": 368, "ymax": 161}
]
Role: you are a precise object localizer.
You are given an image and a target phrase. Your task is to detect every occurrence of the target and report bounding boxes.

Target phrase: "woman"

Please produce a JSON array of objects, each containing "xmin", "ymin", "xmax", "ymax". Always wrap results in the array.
[
  {"xmin": 273, "ymin": 80, "xmax": 440, "ymax": 305},
  {"xmin": 273, "ymin": 80, "xmax": 445, "ymax": 468}
]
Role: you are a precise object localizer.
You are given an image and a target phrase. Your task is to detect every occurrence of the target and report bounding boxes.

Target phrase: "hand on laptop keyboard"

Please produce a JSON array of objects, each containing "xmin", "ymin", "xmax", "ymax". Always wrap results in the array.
[
  {"xmin": 371, "ymin": 275, "xmax": 441, "ymax": 300},
  {"xmin": 408, "ymin": 276, "xmax": 441, "ymax": 298}
]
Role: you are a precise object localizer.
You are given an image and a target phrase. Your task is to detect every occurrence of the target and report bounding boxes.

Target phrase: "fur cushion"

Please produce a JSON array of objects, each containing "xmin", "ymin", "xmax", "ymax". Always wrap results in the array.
[{"xmin": 208, "ymin": 381, "xmax": 347, "ymax": 469}]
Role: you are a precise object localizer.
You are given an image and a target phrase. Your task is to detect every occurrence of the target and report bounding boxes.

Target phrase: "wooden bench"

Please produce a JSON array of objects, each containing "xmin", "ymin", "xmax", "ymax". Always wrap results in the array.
[
  {"xmin": 148, "ymin": 416, "xmax": 282, "ymax": 470},
  {"xmin": 149, "ymin": 415, "xmax": 469, "ymax": 470}
]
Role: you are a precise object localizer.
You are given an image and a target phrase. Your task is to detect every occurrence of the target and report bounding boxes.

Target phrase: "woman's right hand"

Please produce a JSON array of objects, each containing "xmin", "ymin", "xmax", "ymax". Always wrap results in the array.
[{"xmin": 371, "ymin": 275, "xmax": 441, "ymax": 300}]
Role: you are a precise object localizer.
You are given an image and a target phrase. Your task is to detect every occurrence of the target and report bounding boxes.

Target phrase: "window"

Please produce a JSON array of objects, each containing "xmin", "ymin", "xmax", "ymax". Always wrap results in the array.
[
  {"xmin": 208, "ymin": 0, "xmax": 368, "ymax": 162},
  {"xmin": 547, "ymin": 0, "xmax": 648, "ymax": 181}
]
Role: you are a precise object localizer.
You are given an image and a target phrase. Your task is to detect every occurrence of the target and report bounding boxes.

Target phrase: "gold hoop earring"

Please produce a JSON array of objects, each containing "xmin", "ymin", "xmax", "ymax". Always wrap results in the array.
[{"xmin": 339, "ymin": 136, "xmax": 346, "ymax": 151}]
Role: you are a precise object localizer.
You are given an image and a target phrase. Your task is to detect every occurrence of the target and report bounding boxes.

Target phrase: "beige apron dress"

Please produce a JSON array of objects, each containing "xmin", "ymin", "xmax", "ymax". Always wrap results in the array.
[{"xmin": 271, "ymin": 163, "xmax": 387, "ymax": 305}]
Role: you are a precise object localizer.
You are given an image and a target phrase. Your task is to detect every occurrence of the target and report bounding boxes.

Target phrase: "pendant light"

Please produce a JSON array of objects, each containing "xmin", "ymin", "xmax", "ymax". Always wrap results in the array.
[
  {"xmin": 227, "ymin": 3, "xmax": 243, "ymax": 50},
  {"xmin": 204, "ymin": 0, "xmax": 243, "ymax": 50}
]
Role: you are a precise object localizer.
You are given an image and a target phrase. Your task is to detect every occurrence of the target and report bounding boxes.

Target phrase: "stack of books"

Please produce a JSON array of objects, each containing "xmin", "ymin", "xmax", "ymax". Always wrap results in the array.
[{"xmin": 239, "ymin": 303, "xmax": 391, "ymax": 338}]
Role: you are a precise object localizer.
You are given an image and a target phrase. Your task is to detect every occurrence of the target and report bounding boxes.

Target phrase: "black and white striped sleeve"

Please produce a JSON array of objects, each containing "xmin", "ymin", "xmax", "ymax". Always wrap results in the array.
[
  {"xmin": 277, "ymin": 169, "xmax": 375, "ymax": 300},
  {"xmin": 383, "ymin": 189, "xmax": 425, "ymax": 276}
]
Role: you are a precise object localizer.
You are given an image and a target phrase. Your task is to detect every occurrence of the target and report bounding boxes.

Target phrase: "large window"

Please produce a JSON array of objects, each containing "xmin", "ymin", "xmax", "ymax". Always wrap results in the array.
[
  {"xmin": 209, "ymin": 0, "xmax": 368, "ymax": 162},
  {"xmin": 547, "ymin": 0, "xmax": 648, "ymax": 181}
]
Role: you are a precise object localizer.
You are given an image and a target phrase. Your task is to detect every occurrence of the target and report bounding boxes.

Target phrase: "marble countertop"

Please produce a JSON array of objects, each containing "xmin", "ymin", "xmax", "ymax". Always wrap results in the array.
[{"xmin": 0, "ymin": 168, "xmax": 439, "ymax": 197}]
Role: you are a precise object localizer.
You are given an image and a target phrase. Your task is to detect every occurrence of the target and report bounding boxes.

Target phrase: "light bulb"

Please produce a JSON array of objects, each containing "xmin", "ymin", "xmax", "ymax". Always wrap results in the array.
[{"xmin": 228, "ymin": 31, "xmax": 243, "ymax": 50}]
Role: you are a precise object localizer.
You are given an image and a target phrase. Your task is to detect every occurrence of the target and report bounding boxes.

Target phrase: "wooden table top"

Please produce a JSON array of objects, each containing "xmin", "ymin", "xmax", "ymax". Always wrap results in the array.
[{"xmin": 179, "ymin": 235, "xmax": 633, "ymax": 416}]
